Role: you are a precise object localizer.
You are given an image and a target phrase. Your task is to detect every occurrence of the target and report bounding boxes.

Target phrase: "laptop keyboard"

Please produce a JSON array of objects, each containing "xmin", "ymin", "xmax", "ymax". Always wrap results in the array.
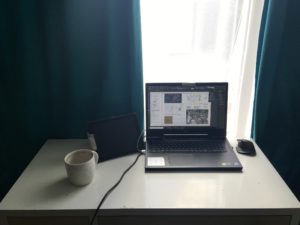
[{"xmin": 148, "ymin": 140, "xmax": 227, "ymax": 153}]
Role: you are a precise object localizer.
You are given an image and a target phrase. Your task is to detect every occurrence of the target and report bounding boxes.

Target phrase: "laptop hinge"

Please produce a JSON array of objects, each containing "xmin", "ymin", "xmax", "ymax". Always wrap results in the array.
[{"xmin": 163, "ymin": 134, "xmax": 208, "ymax": 137}]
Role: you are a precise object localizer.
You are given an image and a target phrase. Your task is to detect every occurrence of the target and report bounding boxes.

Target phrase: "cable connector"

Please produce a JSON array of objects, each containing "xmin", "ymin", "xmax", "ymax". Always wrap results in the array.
[{"xmin": 140, "ymin": 149, "xmax": 146, "ymax": 154}]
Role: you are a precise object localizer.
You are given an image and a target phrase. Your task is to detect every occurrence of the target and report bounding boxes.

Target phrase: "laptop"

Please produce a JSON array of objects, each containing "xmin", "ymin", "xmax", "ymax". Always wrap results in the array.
[{"xmin": 145, "ymin": 82, "xmax": 243, "ymax": 171}]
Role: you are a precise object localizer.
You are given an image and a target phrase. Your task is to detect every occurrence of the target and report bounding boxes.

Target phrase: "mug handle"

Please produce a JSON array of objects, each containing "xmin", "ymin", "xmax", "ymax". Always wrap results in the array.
[{"xmin": 92, "ymin": 151, "xmax": 99, "ymax": 164}]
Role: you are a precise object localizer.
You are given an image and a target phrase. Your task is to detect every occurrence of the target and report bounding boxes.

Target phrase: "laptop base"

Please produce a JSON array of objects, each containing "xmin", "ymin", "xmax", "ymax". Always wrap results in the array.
[{"xmin": 145, "ymin": 142, "xmax": 243, "ymax": 172}]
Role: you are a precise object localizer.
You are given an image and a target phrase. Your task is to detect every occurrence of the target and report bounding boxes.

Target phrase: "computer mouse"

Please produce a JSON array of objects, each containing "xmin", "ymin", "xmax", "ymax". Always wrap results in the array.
[{"xmin": 236, "ymin": 139, "xmax": 256, "ymax": 156}]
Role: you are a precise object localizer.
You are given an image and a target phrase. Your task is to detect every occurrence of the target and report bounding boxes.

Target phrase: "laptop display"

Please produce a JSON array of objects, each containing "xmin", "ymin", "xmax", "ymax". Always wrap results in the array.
[
  {"xmin": 145, "ymin": 83, "xmax": 243, "ymax": 171},
  {"xmin": 146, "ymin": 83, "xmax": 227, "ymax": 138}
]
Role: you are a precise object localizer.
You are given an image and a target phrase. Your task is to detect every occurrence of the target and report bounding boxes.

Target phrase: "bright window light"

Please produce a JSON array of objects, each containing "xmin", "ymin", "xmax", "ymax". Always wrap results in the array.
[{"xmin": 141, "ymin": 0, "xmax": 257, "ymax": 137}]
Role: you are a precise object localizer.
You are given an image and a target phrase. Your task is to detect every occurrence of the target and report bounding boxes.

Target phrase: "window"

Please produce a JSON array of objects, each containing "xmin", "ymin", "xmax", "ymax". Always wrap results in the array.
[{"xmin": 141, "ymin": 0, "xmax": 264, "ymax": 138}]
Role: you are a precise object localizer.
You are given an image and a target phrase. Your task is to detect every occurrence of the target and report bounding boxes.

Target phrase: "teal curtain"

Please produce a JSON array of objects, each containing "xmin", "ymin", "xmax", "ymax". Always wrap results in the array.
[
  {"xmin": 0, "ymin": 0, "xmax": 143, "ymax": 200},
  {"xmin": 252, "ymin": 0, "xmax": 300, "ymax": 200}
]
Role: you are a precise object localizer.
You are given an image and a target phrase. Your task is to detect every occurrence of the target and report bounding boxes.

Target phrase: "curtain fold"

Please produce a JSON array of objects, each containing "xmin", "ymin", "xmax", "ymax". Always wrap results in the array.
[
  {"xmin": 0, "ymin": 0, "xmax": 143, "ymax": 200},
  {"xmin": 252, "ymin": 0, "xmax": 300, "ymax": 200}
]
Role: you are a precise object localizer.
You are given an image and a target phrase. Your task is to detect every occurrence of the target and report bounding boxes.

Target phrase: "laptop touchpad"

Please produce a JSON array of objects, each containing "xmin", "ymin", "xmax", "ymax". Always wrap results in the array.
[
  {"xmin": 167, "ymin": 154, "xmax": 200, "ymax": 165},
  {"xmin": 167, "ymin": 153, "xmax": 221, "ymax": 166}
]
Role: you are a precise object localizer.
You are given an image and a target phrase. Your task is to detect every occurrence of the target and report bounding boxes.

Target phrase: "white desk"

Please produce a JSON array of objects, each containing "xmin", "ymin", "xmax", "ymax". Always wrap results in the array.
[{"xmin": 0, "ymin": 139, "xmax": 299, "ymax": 225}]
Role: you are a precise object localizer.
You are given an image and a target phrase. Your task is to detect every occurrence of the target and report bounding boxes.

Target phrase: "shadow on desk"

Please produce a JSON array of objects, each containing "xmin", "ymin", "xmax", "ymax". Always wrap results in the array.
[{"xmin": 23, "ymin": 177, "xmax": 84, "ymax": 204}]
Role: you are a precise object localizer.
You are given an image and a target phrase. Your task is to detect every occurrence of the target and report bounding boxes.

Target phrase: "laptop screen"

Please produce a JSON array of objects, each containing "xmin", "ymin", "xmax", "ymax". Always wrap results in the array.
[{"xmin": 146, "ymin": 83, "xmax": 228, "ymax": 138}]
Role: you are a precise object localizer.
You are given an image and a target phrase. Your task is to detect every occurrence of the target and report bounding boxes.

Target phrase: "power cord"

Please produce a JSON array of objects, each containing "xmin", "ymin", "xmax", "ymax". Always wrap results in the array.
[
  {"xmin": 89, "ymin": 130, "xmax": 145, "ymax": 225},
  {"xmin": 136, "ymin": 129, "xmax": 146, "ymax": 153}
]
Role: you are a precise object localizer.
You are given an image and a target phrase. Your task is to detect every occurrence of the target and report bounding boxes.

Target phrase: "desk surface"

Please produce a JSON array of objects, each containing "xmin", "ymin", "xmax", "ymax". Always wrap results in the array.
[{"xmin": 1, "ymin": 139, "xmax": 299, "ymax": 212}]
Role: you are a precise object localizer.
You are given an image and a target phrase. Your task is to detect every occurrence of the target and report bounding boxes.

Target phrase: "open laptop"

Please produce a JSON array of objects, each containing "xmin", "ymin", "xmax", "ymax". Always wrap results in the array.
[{"xmin": 145, "ymin": 82, "xmax": 243, "ymax": 171}]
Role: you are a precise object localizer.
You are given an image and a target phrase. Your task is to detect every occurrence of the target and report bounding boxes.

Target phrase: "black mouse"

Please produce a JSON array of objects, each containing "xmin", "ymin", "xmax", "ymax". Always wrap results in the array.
[{"xmin": 236, "ymin": 139, "xmax": 256, "ymax": 156}]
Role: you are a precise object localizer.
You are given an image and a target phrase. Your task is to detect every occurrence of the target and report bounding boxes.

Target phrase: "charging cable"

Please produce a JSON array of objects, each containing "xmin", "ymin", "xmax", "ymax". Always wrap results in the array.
[{"xmin": 89, "ymin": 130, "xmax": 145, "ymax": 225}]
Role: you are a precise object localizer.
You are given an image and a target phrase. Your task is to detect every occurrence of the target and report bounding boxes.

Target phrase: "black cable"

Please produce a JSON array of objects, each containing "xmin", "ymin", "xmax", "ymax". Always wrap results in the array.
[
  {"xmin": 89, "ymin": 152, "xmax": 142, "ymax": 225},
  {"xmin": 89, "ymin": 130, "xmax": 145, "ymax": 225}
]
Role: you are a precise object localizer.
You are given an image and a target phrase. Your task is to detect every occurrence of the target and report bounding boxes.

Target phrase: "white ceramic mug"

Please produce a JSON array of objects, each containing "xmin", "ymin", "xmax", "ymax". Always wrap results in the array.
[{"xmin": 64, "ymin": 149, "xmax": 99, "ymax": 186}]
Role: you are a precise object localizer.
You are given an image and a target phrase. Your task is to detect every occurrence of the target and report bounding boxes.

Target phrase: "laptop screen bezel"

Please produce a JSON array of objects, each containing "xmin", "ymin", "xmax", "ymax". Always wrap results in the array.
[{"xmin": 145, "ymin": 82, "xmax": 228, "ymax": 139}]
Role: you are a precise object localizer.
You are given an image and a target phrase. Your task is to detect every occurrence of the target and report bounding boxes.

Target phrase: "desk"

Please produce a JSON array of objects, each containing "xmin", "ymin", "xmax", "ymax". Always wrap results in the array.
[{"xmin": 0, "ymin": 139, "xmax": 299, "ymax": 225}]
